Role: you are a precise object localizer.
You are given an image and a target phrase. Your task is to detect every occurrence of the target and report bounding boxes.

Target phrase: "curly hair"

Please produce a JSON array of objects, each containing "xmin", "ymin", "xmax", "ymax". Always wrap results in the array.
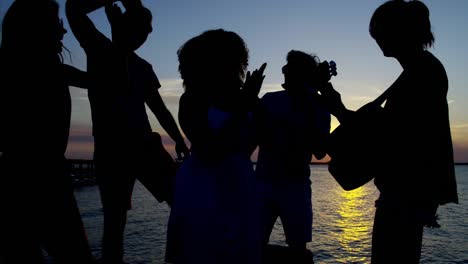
[
  {"xmin": 177, "ymin": 29, "xmax": 249, "ymax": 93},
  {"xmin": 285, "ymin": 50, "xmax": 320, "ymax": 75}
]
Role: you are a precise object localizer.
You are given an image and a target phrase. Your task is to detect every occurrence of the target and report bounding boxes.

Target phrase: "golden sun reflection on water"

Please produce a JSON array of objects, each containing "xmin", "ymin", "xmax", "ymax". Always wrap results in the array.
[{"xmin": 335, "ymin": 186, "xmax": 375, "ymax": 263}]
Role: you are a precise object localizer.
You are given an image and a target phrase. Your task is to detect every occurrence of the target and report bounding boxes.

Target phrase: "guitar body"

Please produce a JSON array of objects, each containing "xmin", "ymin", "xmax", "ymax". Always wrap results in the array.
[{"xmin": 328, "ymin": 103, "xmax": 386, "ymax": 191}]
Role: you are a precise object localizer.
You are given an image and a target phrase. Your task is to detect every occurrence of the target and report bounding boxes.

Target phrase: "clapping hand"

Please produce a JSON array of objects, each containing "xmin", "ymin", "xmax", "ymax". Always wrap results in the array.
[{"xmin": 242, "ymin": 62, "xmax": 267, "ymax": 104}]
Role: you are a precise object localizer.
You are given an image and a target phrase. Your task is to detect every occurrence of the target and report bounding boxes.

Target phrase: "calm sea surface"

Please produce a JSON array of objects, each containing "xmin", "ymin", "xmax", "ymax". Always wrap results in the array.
[{"xmin": 74, "ymin": 165, "xmax": 468, "ymax": 264}]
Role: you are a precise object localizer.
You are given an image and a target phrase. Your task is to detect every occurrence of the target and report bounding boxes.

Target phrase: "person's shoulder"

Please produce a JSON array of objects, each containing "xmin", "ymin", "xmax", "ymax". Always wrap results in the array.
[
  {"xmin": 131, "ymin": 53, "xmax": 151, "ymax": 67},
  {"xmin": 261, "ymin": 90, "xmax": 287, "ymax": 101},
  {"xmin": 422, "ymin": 51, "xmax": 448, "ymax": 88},
  {"xmin": 421, "ymin": 51, "xmax": 447, "ymax": 77},
  {"xmin": 180, "ymin": 91, "xmax": 207, "ymax": 113},
  {"xmin": 406, "ymin": 51, "xmax": 448, "ymax": 99},
  {"xmin": 180, "ymin": 91, "xmax": 195, "ymax": 105},
  {"xmin": 131, "ymin": 53, "xmax": 157, "ymax": 76}
]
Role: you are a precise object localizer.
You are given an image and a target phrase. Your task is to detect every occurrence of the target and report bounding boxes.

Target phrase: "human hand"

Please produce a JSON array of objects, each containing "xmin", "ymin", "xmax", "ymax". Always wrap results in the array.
[
  {"xmin": 320, "ymin": 83, "xmax": 347, "ymax": 118},
  {"xmin": 104, "ymin": 0, "xmax": 122, "ymax": 7},
  {"xmin": 316, "ymin": 60, "xmax": 338, "ymax": 86},
  {"xmin": 105, "ymin": 2, "xmax": 123, "ymax": 27},
  {"xmin": 120, "ymin": 0, "xmax": 143, "ymax": 10},
  {"xmin": 242, "ymin": 62, "xmax": 267, "ymax": 102}
]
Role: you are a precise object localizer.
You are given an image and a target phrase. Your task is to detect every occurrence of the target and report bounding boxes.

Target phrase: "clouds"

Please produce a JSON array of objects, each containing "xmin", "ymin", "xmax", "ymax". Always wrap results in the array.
[
  {"xmin": 65, "ymin": 124, "xmax": 181, "ymax": 160},
  {"xmin": 66, "ymin": 124, "xmax": 93, "ymax": 159},
  {"xmin": 70, "ymin": 88, "xmax": 89, "ymax": 101},
  {"xmin": 158, "ymin": 79, "xmax": 184, "ymax": 97},
  {"xmin": 259, "ymin": 83, "xmax": 283, "ymax": 96},
  {"xmin": 451, "ymin": 123, "xmax": 468, "ymax": 130},
  {"xmin": 451, "ymin": 123, "xmax": 468, "ymax": 161}
]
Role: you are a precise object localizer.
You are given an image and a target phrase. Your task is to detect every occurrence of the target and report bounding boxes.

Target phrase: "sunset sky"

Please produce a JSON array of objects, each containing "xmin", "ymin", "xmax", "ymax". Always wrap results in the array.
[{"xmin": 1, "ymin": 0, "xmax": 467, "ymax": 162}]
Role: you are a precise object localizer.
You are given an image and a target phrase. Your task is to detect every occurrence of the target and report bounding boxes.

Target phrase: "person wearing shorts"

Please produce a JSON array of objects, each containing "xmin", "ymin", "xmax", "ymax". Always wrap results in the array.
[{"xmin": 255, "ymin": 50, "xmax": 331, "ymax": 262}]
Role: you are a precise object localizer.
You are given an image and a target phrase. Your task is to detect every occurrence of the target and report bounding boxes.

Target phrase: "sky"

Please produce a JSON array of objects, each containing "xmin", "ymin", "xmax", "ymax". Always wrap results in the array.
[{"xmin": 1, "ymin": 0, "xmax": 468, "ymax": 162}]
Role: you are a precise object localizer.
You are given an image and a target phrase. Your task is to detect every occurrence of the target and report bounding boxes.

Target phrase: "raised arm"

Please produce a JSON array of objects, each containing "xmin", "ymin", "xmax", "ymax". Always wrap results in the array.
[
  {"xmin": 62, "ymin": 64, "xmax": 90, "ymax": 88},
  {"xmin": 105, "ymin": 0, "xmax": 145, "ymax": 25},
  {"xmin": 320, "ymin": 83, "xmax": 354, "ymax": 123},
  {"xmin": 120, "ymin": 0, "xmax": 143, "ymax": 11},
  {"xmin": 66, "ymin": 0, "xmax": 117, "ymax": 49}
]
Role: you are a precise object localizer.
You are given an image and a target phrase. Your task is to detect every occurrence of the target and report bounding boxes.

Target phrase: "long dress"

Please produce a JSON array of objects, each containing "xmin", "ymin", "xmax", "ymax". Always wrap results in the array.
[{"xmin": 166, "ymin": 105, "xmax": 262, "ymax": 264}]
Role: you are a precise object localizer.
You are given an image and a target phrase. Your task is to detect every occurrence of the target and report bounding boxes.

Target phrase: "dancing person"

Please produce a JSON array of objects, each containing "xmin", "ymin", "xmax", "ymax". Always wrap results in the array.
[
  {"xmin": 66, "ymin": 0, "xmax": 189, "ymax": 263},
  {"xmin": 165, "ymin": 29, "xmax": 267, "ymax": 264},
  {"xmin": 0, "ymin": 1, "xmax": 93, "ymax": 263},
  {"xmin": 321, "ymin": 1, "xmax": 458, "ymax": 263},
  {"xmin": 103, "ymin": 1, "xmax": 189, "ymax": 206},
  {"xmin": 256, "ymin": 50, "xmax": 332, "ymax": 263}
]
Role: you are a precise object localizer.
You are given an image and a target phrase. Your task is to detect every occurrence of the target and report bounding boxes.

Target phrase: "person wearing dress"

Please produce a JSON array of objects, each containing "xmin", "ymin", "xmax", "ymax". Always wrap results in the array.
[{"xmin": 165, "ymin": 29, "xmax": 266, "ymax": 264}]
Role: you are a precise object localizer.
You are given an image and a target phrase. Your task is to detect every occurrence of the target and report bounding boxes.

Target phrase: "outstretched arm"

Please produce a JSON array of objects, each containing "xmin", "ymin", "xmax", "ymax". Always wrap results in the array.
[
  {"xmin": 146, "ymin": 92, "xmax": 190, "ymax": 159},
  {"xmin": 63, "ymin": 64, "xmax": 90, "ymax": 88},
  {"xmin": 66, "ymin": 0, "xmax": 118, "ymax": 49}
]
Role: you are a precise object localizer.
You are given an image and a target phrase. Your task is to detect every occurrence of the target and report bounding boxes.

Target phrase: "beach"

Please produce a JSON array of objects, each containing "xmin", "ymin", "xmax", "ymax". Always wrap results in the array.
[{"xmin": 71, "ymin": 165, "xmax": 468, "ymax": 264}]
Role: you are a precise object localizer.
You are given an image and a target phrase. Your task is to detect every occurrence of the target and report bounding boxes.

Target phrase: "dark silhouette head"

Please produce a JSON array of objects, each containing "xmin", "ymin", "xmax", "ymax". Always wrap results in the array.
[
  {"xmin": 106, "ymin": 4, "xmax": 153, "ymax": 52},
  {"xmin": 177, "ymin": 29, "xmax": 249, "ymax": 95},
  {"xmin": 369, "ymin": 0, "xmax": 434, "ymax": 58},
  {"xmin": 1, "ymin": 0, "xmax": 66, "ymax": 58},
  {"xmin": 282, "ymin": 50, "xmax": 320, "ymax": 92}
]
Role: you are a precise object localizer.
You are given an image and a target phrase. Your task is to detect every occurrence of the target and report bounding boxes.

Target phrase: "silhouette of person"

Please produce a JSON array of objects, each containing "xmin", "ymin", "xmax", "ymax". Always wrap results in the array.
[
  {"xmin": 66, "ymin": 0, "xmax": 189, "ymax": 263},
  {"xmin": 321, "ymin": 1, "xmax": 459, "ymax": 263},
  {"xmin": 255, "ymin": 50, "xmax": 332, "ymax": 263},
  {"xmin": 165, "ymin": 29, "xmax": 267, "ymax": 264},
  {"xmin": 103, "ymin": 1, "xmax": 189, "ymax": 205},
  {"xmin": 0, "ymin": 1, "xmax": 93, "ymax": 263}
]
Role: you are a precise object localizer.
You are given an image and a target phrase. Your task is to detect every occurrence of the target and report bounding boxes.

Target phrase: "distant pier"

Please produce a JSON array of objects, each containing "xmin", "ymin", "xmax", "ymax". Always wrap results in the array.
[{"xmin": 67, "ymin": 159, "xmax": 96, "ymax": 186}]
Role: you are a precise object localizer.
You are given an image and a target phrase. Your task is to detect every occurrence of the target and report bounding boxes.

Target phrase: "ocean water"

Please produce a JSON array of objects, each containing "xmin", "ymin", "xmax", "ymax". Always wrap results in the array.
[{"xmin": 74, "ymin": 165, "xmax": 468, "ymax": 264}]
